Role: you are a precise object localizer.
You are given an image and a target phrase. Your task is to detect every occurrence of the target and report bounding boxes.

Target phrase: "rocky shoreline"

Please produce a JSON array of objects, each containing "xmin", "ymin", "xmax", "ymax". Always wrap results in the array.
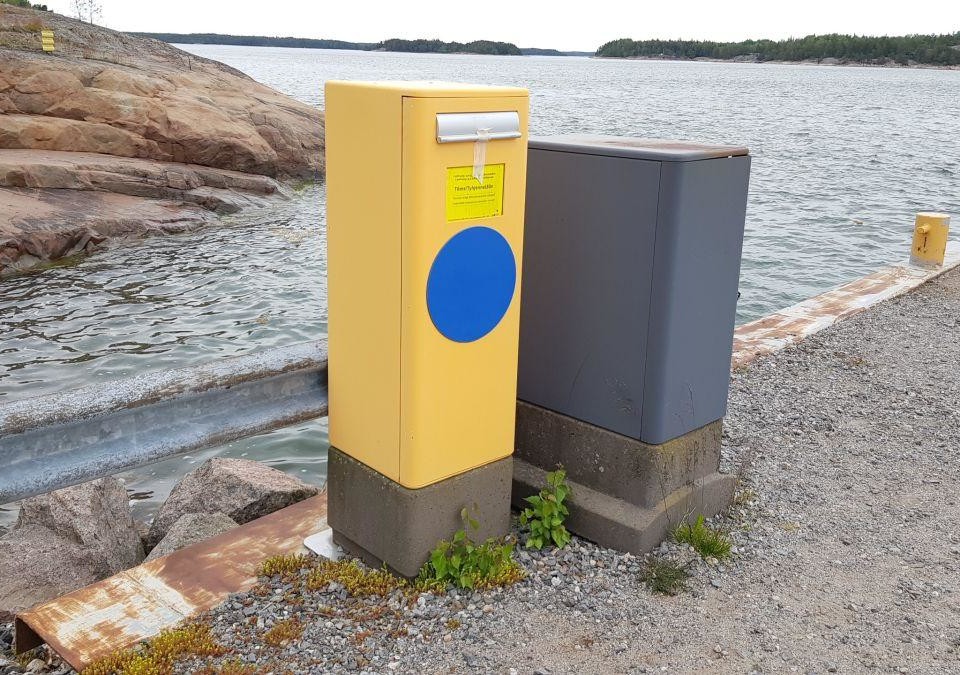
[
  {"xmin": 0, "ymin": 457, "xmax": 320, "ymax": 674},
  {"xmin": 0, "ymin": 458, "xmax": 319, "ymax": 622},
  {"xmin": 0, "ymin": 4, "xmax": 324, "ymax": 276},
  {"xmin": 0, "ymin": 149, "xmax": 288, "ymax": 275}
]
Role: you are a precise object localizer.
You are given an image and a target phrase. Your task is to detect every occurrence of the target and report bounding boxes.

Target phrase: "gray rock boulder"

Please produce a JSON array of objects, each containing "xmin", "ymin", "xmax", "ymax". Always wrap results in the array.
[
  {"xmin": 0, "ymin": 525, "xmax": 102, "ymax": 619},
  {"xmin": 147, "ymin": 458, "xmax": 318, "ymax": 547},
  {"xmin": 16, "ymin": 476, "xmax": 144, "ymax": 575},
  {"xmin": 145, "ymin": 512, "xmax": 238, "ymax": 562}
]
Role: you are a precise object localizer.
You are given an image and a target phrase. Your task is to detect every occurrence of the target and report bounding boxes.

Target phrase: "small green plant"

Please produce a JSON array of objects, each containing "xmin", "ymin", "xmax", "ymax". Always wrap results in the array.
[
  {"xmin": 416, "ymin": 508, "xmax": 525, "ymax": 591},
  {"xmin": 639, "ymin": 559, "xmax": 690, "ymax": 596},
  {"xmin": 672, "ymin": 514, "xmax": 732, "ymax": 560},
  {"xmin": 519, "ymin": 468, "xmax": 572, "ymax": 550}
]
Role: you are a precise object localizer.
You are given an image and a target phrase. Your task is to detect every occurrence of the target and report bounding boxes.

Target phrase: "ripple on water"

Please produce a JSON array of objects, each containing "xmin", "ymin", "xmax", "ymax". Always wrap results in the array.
[{"xmin": 0, "ymin": 185, "xmax": 329, "ymax": 524}]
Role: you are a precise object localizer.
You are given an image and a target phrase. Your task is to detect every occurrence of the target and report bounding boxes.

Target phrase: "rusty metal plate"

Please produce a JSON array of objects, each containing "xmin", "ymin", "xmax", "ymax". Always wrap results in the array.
[{"xmin": 15, "ymin": 494, "xmax": 328, "ymax": 671}]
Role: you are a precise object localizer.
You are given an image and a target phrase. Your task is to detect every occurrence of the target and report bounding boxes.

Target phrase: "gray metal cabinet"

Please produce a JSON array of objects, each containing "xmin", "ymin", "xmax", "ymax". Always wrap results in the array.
[{"xmin": 518, "ymin": 135, "xmax": 751, "ymax": 445}]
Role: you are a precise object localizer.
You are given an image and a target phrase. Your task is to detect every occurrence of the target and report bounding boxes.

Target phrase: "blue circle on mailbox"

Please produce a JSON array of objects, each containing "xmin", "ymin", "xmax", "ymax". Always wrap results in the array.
[{"xmin": 427, "ymin": 226, "xmax": 516, "ymax": 343}]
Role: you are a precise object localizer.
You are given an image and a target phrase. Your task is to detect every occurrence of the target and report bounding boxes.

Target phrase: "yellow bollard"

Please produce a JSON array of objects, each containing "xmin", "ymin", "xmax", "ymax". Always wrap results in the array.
[{"xmin": 910, "ymin": 212, "xmax": 950, "ymax": 267}]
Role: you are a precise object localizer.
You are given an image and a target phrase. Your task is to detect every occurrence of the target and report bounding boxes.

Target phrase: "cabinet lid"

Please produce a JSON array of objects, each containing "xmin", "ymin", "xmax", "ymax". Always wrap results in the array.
[{"xmin": 529, "ymin": 135, "xmax": 748, "ymax": 161}]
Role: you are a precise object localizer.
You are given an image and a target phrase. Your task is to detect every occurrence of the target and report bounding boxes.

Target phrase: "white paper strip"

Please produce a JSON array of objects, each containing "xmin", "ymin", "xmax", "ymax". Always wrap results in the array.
[{"xmin": 473, "ymin": 127, "xmax": 490, "ymax": 182}]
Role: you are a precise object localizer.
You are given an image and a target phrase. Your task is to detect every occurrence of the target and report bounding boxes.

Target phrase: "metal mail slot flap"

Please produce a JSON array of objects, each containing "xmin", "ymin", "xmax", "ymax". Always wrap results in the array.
[{"xmin": 436, "ymin": 112, "xmax": 521, "ymax": 143}]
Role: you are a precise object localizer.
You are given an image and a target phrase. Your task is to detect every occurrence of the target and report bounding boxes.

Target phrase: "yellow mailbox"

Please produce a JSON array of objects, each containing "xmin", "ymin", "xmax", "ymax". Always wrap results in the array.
[{"xmin": 325, "ymin": 81, "xmax": 529, "ymax": 576}]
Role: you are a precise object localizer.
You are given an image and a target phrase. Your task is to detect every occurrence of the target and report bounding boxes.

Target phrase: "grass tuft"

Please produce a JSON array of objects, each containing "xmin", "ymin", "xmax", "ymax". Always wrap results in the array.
[
  {"xmin": 83, "ymin": 623, "xmax": 228, "ymax": 675},
  {"xmin": 194, "ymin": 660, "xmax": 259, "ymax": 675},
  {"xmin": 672, "ymin": 514, "xmax": 732, "ymax": 560},
  {"xmin": 257, "ymin": 553, "xmax": 448, "ymax": 601},
  {"xmin": 306, "ymin": 559, "xmax": 406, "ymax": 597},
  {"xmin": 256, "ymin": 553, "xmax": 315, "ymax": 579},
  {"xmin": 639, "ymin": 559, "xmax": 690, "ymax": 596},
  {"xmin": 263, "ymin": 618, "xmax": 304, "ymax": 648}
]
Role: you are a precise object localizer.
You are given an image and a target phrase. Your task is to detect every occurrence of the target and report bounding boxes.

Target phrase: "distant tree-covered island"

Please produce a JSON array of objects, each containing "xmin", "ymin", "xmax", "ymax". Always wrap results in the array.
[
  {"xmin": 379, "ymin": 38, "xmax": 520, "ymax": 55},
  {"xmin": 132, "ymin": 33, "xmax": 528, "ymax": 56},
  {"xmin": 596, "ymin": 33, "xmax": 960, "ymax": 67}
]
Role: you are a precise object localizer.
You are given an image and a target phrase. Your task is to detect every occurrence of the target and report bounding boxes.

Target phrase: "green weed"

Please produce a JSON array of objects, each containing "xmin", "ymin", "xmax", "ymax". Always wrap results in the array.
[
  {"xmin": 416, "ymin": 508, "xmax": 525, "ymax": 591},
  {"xmin": 672, "ymin": 514, "xmax": 732, "ymax": 560},
  {"xmin": 639, "ymin": 559, "xmax": 690, "ymax": 596},
  {"xmin": 519, "ymin": 468, "xmax": 572, "ymax": 550}
]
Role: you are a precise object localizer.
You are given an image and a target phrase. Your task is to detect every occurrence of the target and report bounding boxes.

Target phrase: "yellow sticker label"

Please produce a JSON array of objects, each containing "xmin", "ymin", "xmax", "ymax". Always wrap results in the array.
[{"xmin": 445, "ymin": 164, "xmax": 505, "ymax": 222}]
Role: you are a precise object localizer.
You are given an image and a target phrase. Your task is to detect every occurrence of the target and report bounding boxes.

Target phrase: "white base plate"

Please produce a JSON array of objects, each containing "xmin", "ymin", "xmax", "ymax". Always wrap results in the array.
[{"xmin": 303, "ymin": 527, "xmax": 342, "ymax": 560}]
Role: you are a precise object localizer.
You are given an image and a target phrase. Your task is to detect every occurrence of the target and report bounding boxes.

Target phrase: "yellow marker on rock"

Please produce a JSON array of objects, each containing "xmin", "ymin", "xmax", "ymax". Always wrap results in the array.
[
  {"xmin": 910, "ymin": 212, "xmax": 950, "ymax": 267},
  {"xmin": 40, "ymin": 29, "xmax": 55, "ymax": 53}
]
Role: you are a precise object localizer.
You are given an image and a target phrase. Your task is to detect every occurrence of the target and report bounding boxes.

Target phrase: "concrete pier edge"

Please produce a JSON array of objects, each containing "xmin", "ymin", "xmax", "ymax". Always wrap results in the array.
[{"xmin": 732, "ymin": 242, "xmax": 960, "ymax": 368}]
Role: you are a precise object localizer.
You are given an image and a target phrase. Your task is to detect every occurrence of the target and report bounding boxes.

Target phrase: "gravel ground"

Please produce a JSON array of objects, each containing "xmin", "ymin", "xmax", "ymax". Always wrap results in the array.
[{"xmin": 3, "ymin": 267, "xmax": 959, "ymax": 674}]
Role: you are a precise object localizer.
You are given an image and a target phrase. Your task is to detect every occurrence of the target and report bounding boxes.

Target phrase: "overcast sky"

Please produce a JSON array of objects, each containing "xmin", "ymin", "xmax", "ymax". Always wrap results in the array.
[{"xmin": 41, "ymin": 1, "xmax": 960, "ymax": 52}]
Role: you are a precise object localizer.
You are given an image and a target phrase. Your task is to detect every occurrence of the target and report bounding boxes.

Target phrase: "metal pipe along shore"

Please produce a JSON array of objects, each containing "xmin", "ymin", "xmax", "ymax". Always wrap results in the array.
[{"xmin": 0, "ymin": 340, "xmax": 329, "ymax": 504}]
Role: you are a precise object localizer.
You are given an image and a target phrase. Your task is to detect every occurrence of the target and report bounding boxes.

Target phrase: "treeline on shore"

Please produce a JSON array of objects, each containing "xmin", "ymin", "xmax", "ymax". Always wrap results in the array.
[
  {"xmin": 133, "ymin": 33, "xmax": 546, "ymax": 56},
  {"xmin": 130, "ymin": 33, "xmax": 375, "ymax": 50},
  {"xmin": 596, "ymin": 33, "xmax": 960, "ymax": 66},
  {"xmin": 128, "ymin": 30, "xmax": 960, "ymax": 65},
  {"xmin": 0, "ymin": 0, "xmax": 50, "ymax": 9}
]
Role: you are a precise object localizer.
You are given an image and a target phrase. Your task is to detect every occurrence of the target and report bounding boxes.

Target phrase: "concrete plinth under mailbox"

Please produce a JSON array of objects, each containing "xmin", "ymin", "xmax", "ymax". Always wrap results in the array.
[{"xmin": 328, "ymin": 448, "xmax": 512, "ymax": 578}]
